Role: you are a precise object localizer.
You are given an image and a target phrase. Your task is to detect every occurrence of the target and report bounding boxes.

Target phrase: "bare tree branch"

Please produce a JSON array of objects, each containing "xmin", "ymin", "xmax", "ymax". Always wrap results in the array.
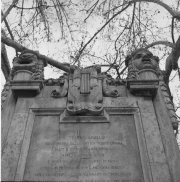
[
  {"xmin": 1, "ymin": 35, "xmax": 70, "ymax": 72},
  {"xmin": 119, "ymin": 65, "xmax": 127, "ymax": 76},
  {"xmin": 84, "ymin": 0, "xmax": 99, "ymax": 22},
  {"xmin": 1, "ymin": 0, "xmax": 19, "ymax": 23},
  {"xmin": 1, "ymin": 11, "xmax": 14, "ymax": 41},
  {"xmin": 171, "ymin": 17, "xmax": 175, "ymax": 43},
  {"xmin": 164, "ymin": 36, "xmax": 180, "ymax": 84},
  {"xmin": 145, "ymin": 41, "xmax": 175, "ymax": 49},
  {"xmin": 1, "ymin": 30, "xmax": 11, "ymax": 80},
  {"xmin": 1, "ymin": 10, "xmax": 19, "ymax": 56},
  {"xmin": 75, "ymin": 2, "xmax": 132, "ymax": 61},
  {"xmin": 131, "ymin": 0, "xmax": 180, "ymax": 20}
]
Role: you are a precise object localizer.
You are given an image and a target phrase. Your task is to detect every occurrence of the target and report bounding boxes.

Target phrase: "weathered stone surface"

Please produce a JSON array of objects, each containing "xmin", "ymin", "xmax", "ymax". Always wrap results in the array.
[
  {"xmin": 127, "ymin": 80, "xmax": 159, "ymax": 97},
  {"xmin": 125, "ymin": 48, "xmax": 160, "ymax": 81},
  {"xmin": 10, "ymin": 80, "xmax": 44, "ymax": 97},
  {"xmin": 1, "ymin": 113, "xmax": 29, "ymax": 181},
  {"xmin": 140, "ymin": 113, "xmax": 167, "ymax": 163},
  {"xmin": 1, "ymin": 88, "xmax": 16, "ymax": 150},
  {"xmin": 138, "ymin": 99, "xmax": 171, "ymax": 181},
  {"xmin": 136, "ymin": 97, "xmax": 154, "ymax": 113},
  {"xmin": 104, "ymin": 85, "xmax": 127, "ymax": 97},
  {"xmin": 150, "ymin": 162, "xmax": 172, "ymax": 182},
  {"xmin": 22, "ymin": 115, "xmax": 145, "ymax": 181},
  {"xmin": 12, "ymin": 53, "xmax": 46, "ymax": 81},
  {"xmin": 2, "ymin": 55, "xmax": 180, "ymax": 182},
  {"xmin": 42, "ymin": 85, "xmax": 66, "ymax": 98},
  {"xmin": 67, "ymin": 66, "xmax": 104, "ymax": 115},
  {"xmin": 103, "ymin": 97, "xmax": 138, "ymax": 108},
  {"xmin": 153, "ymin": 89, "xmax": 180, "ymax": 182},
  {"xmin": 14, "ymin": 97, "xmax": 67, "ymax": 113}
]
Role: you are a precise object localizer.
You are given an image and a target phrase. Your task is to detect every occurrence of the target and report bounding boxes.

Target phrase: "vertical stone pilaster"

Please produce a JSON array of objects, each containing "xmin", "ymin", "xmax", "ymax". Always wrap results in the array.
[{"xmin": 138, "ymin": 98, "xmax": 171, "ymax": 182}]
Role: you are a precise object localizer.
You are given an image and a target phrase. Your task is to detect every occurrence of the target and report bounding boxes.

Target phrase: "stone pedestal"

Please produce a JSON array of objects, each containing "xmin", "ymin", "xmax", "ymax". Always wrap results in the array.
[
  {"xmin": 1, "ymin": 69, "xmax": 180, "ymax": 182},
  {"xmin": 10, "ymin": 80, "xmax": 44, "ymax": 97},
  {"xmin": 138, "ymin": 69, "xmax": 158, "ymax": 80},
  {"xmin": 127, "ymin": 80, "xmax": 159, "ymax": 97}
]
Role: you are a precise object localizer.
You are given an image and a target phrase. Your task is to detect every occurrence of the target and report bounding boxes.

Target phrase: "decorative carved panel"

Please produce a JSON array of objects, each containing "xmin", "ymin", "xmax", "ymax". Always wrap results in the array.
[{"xmin": 67, "ymin": 66, "xmax": 103, "ymax": 115}]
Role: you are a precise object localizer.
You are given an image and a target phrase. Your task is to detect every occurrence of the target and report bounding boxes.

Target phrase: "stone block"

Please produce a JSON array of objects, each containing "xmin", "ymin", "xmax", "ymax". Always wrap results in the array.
[
  {"xmin": 104, "ymin": 97, "xmax": 138, "ymax": 108},
  {"xmin": 15, "ymin": 113, "xmax": 149, "ymax": 181},
  {"xmin": 137, "ymin": 98, "xmax": 155, "ymax": 113},
  {"xmin": 1, "ymin": 113, "xmax": 29, "ymax": 181},
  {"xmin": 42, "ymin": 85, "xmax": 65, "ymax": 98},
  {"xmin": 10, "ymin": 80, "xmax": 43, "ymax": 97},
  {"xmin": 140, "ymin": 113, "xmax": 167, "ymax": 163},
  {"xmin": 150, "ymin": 162, "xmax": 171, "ymax": 182},
  {"xmin": 127, "ymin": 80, "xmax": 159, "ymax": 97}
]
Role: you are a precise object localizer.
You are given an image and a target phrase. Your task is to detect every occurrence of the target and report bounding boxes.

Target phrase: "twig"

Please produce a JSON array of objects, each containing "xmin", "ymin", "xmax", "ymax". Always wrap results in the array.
[
  {"xmin": 119, "ymin": 65, "xmax": 127, "ymax": 75},
  {"xmin": 84, "ymin": 0, "xmax": 99, "ymax": 22},
  {"xmin": 75, "ymin": 2, "xmax": 131, "ymax": 61},
  {"xmin": 1, "ymin": 11, "xmax": 18, "ymax": 56},
  {"xmin": 145, "ymin": 41, "xmax": 175, "ymax": 49},
  {"xmin": 1, "ymin": 11, "xmax": 14, "ymax": 40},
  {"xmin": 1, "ymin": 0, "xmax": 19, "ymax": 23},
  {"xmin": 1, "ymin": 35, "xmax": 70, "ymax": 72},
  {"xmin": 130, "ymin": 0, "xmax": 180, "ymax": 20},
  {"xmin": 171, "ymin": 17, "xmax": 175, "ymax": 43}
]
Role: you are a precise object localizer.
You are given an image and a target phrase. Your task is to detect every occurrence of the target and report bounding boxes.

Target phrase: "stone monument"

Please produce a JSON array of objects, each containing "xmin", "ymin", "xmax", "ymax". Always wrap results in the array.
[{"xmin": 1, "ymin": 50, "xmax": 180, "ymax": 182}]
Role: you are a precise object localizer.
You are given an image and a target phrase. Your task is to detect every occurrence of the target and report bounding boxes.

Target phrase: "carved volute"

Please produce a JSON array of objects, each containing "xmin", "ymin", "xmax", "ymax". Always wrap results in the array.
[{"xmin": 50, "ymin": 73, "xmax": 69, "ymax": 98}]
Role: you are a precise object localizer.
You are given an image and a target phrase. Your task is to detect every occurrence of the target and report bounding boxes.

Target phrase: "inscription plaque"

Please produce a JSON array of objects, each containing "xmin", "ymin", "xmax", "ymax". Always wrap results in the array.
[{"xmin": 24, "ymin": 115, "xmax": 144, "ymax": 182}]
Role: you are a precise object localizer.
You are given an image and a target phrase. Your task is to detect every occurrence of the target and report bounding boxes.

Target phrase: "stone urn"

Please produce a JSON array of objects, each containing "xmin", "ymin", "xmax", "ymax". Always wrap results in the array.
[
  {"xmin": 138, "ymin": 69, "xmax": 158, "ymax": 80},
  {"xmin": 13, "ymin": 70, "xmax": 32, "ymax": 81}
]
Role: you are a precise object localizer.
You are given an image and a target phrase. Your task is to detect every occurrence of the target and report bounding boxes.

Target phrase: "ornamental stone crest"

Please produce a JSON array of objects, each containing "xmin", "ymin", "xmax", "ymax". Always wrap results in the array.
[
  {"xmin": 67, "ymin": 66, "xmax": 104, "ymax": 115},
  {"xmin": 66, "ymin": 66, "xmax": 121, "ymax": 115},
  {"xmin": 125, "ymin": 48, "xmax": 160, "ymax": 80}
]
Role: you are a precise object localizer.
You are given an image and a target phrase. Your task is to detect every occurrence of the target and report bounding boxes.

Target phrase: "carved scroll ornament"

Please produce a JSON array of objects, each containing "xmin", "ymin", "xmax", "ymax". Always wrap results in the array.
[
  {"xmin": 102, "ymin": 74, "xmax": 121, "ymax": 97},
  {"xmin": 50, "ymin": 73, "xmax": 69, "ymax": 98}
]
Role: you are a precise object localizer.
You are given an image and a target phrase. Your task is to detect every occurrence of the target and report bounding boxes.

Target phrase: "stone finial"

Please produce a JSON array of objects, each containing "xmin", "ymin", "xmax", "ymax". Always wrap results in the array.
[
  {"xmin": 12, "ymin": 52, "xmax": 45, "ymax": 81},
  {"xmin": 9, "ymin": 53, "xmax": 45, "ymax": 97},
  {"xmin": 126, "ymin": 48, "xmax": 178, "ymax": 132},
  {"xmin": 126, "ymin": 48, "xmax": 160, "ymax": 80}
]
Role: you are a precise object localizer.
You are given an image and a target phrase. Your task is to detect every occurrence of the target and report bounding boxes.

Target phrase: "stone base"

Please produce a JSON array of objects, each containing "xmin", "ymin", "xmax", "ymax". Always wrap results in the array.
[
  {"xmin": 10, "ymin": 80, "xmax": 43, "ymax": 97},
  {"xmin": 127, "ymin": 80, "xmax": 159, "ymax": 97},
  {"xmin": 60, "ymin": 109, "xmax": 110, "ymax": 123}
]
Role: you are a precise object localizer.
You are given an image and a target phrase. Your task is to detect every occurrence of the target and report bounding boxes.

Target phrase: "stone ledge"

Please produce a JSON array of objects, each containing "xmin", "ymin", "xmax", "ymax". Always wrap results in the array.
[
  {"xmin": 127, "ymin": 80, "xmax": 159, "ymax": 97},
  {"xmin": 10, "ymin": 80, "xmax": 44, "ymax": 97}
]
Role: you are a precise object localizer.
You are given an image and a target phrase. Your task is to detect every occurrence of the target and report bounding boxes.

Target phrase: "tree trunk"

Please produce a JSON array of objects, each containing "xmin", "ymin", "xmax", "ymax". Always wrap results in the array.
[
  {"xmin": 1, "ymin": 30, "xmax": 11, "ymax": 81},
  {"xmin": 164, "ymin": 36, "xmax": 180, "ymax": 84}
]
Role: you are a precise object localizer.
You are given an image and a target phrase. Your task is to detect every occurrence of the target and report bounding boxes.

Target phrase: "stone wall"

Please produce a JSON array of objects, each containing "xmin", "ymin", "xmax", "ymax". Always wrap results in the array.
[{"xmin": 1, "ymin": 59, "xmax": 180, "ymax": 182}]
